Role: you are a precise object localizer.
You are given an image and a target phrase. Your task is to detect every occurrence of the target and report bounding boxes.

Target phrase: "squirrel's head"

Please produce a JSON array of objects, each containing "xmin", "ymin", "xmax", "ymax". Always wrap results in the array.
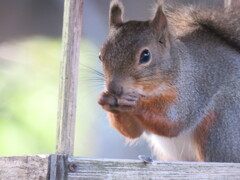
[{"xmin": 100, "ymin": 0, "xmax": 175, "ymax": 97}]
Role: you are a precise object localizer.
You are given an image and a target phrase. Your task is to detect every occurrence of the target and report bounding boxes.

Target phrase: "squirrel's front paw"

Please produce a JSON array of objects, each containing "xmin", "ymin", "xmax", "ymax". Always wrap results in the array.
[
  {"xmin": 116, "ymin": 93, "xmax": 139, "ymax": 112},
  {"xmin": 98, "ymin": 92, "xmax": 139, "ymax": 113},
  {"xmin": 98, "ymin": 92, "xmax": 117, "ymax": 106}
]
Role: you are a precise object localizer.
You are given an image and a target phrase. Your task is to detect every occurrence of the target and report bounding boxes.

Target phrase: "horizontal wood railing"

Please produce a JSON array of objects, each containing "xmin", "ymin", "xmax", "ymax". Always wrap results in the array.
[{"xmin": 1, "ymin": 155, "xmax": 240, "ymax": 180}]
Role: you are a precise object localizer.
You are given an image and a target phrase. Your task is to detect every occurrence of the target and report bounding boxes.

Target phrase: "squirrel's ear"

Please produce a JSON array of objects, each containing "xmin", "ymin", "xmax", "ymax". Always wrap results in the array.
[
  {"xmin": 151, "ymin": 3, "xmax": 169, "ymax": 46},
  {"xmin": 109, "ymin": 0, "xmax": 124, "ymax": 27}
]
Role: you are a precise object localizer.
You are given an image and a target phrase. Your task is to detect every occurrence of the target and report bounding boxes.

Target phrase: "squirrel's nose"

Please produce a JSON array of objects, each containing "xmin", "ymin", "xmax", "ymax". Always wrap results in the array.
[{"xmin": 107, "ymin": 81, "xmax": 123, "ymax": 97}]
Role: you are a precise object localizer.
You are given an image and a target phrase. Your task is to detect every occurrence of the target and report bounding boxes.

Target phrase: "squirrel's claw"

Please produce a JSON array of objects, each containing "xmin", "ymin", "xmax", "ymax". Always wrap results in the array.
[{"xmin": 117, "ymin": 93, "xmax": 138, "ymax": 107}]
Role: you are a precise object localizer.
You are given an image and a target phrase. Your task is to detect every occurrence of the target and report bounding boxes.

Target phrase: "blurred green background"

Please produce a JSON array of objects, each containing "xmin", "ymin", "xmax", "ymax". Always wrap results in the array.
[
  {"xmin": 0, "ymin": 37, "xmax": 101, "ymax": 156},
  {"xmin": 0, "ymin": 38, "xmax": 61, "ymax": 155}
]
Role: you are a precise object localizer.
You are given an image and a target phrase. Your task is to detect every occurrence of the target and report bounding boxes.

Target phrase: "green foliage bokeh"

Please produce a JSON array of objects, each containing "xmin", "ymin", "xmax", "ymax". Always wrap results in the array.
[{"xmin": 0, "ymin": 37, "xmax": 100, "ymax": 155}]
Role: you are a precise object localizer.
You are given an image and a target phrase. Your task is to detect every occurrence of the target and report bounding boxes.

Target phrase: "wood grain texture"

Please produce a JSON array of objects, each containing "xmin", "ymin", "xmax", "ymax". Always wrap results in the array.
[
  {"xmin": 56, "ymin": 0, "xmax": 84, "ymax": 155},
  {"xmin": 1, "ymin": 155, "xmax": 240, "ymax": 179},
  {"xmin": 67, "ymin": 157, "xmax": 240, "ymax": 180},
  {"xmin": 0, "ymin": 155, "xmax": 50, "ymax": 180}
]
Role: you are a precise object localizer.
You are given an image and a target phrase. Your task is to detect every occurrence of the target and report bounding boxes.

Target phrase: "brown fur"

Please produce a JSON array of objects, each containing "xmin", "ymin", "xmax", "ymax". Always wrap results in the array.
[
  {"xmin": 194, "ymin": 112, "xmax": 216, "ymax": 161},
  {"xmin": 109, "ymin": 0, "xmax": 124, "ymax": 27},
  {"xmin": 136, "ymin": 97, "xmax": 183, "ymax": 137},
  {"xmin": 135, "ymin": 89, "xmax": 183, "ymax": 137},
  {"xmin": 108, "ymin": 113, "xmax": 144, "ymax": 139}
]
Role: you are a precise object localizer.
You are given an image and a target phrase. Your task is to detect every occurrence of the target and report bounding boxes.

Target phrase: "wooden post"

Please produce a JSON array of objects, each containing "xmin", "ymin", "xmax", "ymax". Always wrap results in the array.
[
  {"xmin": 56, "ymin": 0, "xmax": 84, "ymax": 155},
  {"xmin": 224, "ymin": 0, "xmax": 231, "ymax": 9}
]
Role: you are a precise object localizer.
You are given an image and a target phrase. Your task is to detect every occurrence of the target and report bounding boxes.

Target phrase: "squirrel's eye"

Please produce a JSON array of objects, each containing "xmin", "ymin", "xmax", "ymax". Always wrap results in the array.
[
  {"xmin": 139, "ymin": 49, "xmax": 151, "ymax": 64},
  {"xmin": 98, "ymin": 52, "xmax": 102, "ymax": 61}
]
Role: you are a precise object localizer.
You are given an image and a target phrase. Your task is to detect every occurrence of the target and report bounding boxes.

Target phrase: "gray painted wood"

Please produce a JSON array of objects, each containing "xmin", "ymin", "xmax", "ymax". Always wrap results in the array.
[
  {"xmin": 0, "ymin": 155, "xmax": 50, "ymax": 180},
  {"xmin": 56, "ymin": 0, "xmax": 84, "ymax": 155},
  {"xmin": 67, "ymin": 157, "xmax": 240, "ymax": 180}
]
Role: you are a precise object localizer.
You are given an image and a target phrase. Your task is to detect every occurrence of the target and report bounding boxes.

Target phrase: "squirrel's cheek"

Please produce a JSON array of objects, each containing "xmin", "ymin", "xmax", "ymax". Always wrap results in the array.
[
  {"xmin": 115, "ymin": 78, "xmax": 138, "ymax": 93},
  {"xmin": 125, "ymin": 87, "xmax": 140, "ymax": 94}
]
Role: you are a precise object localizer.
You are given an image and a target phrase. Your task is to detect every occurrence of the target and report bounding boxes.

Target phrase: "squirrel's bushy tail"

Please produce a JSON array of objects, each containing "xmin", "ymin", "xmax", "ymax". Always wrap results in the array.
[
  {"xmin": 166, "ymin": 5, "xmax": 240, "ymax": 52},
  {"xmin": 198, "ymin": 8, "xmax": 240, "ymax": 51}
]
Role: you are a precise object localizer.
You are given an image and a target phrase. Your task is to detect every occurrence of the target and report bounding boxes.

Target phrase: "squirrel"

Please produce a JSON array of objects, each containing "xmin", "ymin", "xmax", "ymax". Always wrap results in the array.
[{"xmin": 98, "ymin": 0, "xmax": 240, "ymax": 162}]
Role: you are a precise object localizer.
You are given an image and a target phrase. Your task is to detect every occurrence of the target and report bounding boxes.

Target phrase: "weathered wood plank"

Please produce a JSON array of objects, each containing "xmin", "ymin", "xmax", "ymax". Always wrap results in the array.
[
  {"xmin": 67, "ymin": 157, "xmax": 240, "ymax": 180},
  {"xmin": 2, "ymin": 155, "xmax": 240, "ymax": 179},
  {"xmin": 0, "ymin": 155, "xmax": 50, "ymax": 180},
  {"xmin": 56, "ymin": 0, "xmax": 84, "ymax": 155}
]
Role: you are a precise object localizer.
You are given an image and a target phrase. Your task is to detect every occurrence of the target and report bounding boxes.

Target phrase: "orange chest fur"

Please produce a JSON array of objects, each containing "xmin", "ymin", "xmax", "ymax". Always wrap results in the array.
[{"xmin": 139, "ymin": 86, "xmax": 178, "ymax": 115}]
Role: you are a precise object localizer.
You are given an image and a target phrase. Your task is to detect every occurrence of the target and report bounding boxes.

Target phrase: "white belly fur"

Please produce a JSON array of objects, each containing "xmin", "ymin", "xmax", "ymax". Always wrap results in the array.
[{"xmin": 145, "ymin": 131, "xmax": 198, "ymax": 161}]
